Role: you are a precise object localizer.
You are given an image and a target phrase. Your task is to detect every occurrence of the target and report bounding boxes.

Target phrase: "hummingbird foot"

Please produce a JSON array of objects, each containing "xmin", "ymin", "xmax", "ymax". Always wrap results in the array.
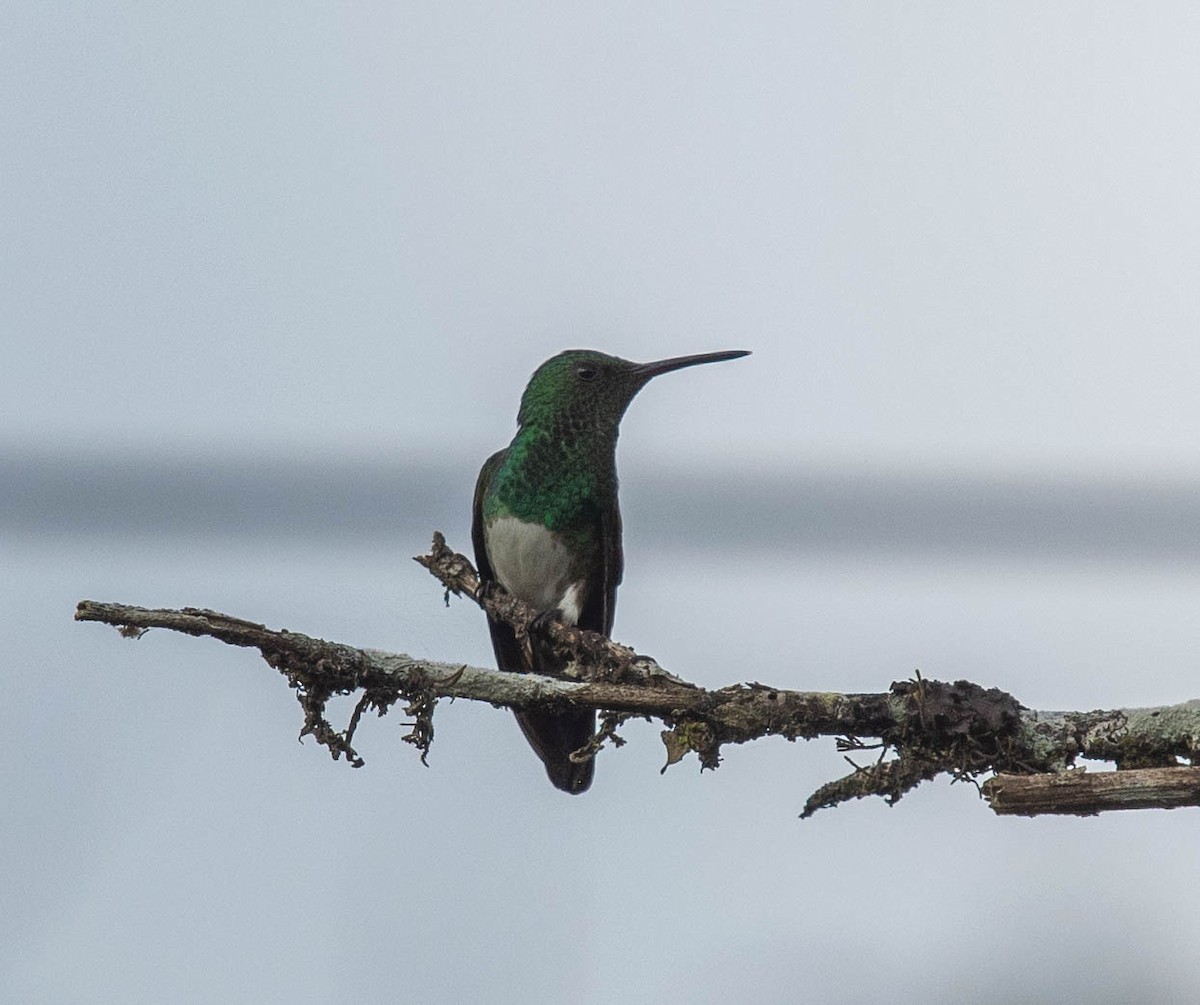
[{"xmin": 528, "ymin": 608, "xmax": 565, "ymax": 636}]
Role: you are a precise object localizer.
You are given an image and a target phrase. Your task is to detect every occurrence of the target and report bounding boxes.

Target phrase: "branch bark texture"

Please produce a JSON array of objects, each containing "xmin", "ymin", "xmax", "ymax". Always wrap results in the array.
[{"xmin": 73, "ymin": 533, "xmax": 1200, "ymax": 817}]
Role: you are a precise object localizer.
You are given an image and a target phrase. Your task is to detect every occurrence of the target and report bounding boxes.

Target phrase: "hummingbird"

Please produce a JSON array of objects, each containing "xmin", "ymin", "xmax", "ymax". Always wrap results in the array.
[{"xmin": 471, "ymin": 348, "xmax": 750, "ymax": 793}]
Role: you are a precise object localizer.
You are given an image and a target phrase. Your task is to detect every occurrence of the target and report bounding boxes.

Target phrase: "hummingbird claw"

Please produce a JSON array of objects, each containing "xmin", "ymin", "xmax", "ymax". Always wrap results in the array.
[{"xmin": 529, "ymin": 608, "xmax": 565, "ymax": 636}]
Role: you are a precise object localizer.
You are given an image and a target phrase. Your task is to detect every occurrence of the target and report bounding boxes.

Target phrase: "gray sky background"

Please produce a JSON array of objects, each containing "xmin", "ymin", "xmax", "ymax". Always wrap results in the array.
[
  {"xmin": 6, "ymin": 4, "xmax": 1200, "ymax": 1003},
  {"xmin": 7, "ymin": 3, "xmax": 1200, "ymax": 475}
]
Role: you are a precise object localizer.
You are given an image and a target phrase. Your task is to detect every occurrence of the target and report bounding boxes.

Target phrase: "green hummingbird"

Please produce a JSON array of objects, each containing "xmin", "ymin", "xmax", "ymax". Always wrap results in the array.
[{"xmin": 471, "ymin": 348, "xmax": 750, "ymax": 793}]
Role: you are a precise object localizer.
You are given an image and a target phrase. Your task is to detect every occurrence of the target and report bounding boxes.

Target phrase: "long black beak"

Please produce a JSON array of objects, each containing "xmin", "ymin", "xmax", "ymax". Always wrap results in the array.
[{"xmin": 632, "ymin": 349, "xmax": 751, "ymax": 381}]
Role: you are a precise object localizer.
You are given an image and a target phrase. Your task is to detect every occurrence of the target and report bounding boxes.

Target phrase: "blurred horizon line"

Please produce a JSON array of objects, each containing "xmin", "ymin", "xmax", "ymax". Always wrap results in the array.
[{"xmin": 3, "ymin": 448, "xmax": 1199, "ymax": 564}]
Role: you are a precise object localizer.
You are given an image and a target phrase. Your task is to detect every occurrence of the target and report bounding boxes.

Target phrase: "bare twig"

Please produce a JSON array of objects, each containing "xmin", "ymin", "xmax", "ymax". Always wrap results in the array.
[{"xmin": 984, "ymin": 766, "xmax": 1200, "ymax": 816}]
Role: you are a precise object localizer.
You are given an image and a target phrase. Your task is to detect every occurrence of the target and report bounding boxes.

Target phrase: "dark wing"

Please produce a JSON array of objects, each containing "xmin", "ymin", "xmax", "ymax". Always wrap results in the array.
[
  {"xmin": 471, "ymin": 449, "xmax": 524, "ymax": 676},
  {"xmin": 577, "ymin": 487, "xmax": 622, "ymax": 637},
  {"xmin": 471, "ymin": 449, "xmax": 506, "ymax": 590}
]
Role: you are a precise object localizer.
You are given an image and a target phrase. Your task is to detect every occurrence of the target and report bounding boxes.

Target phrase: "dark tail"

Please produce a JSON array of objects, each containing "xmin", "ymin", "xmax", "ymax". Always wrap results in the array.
[{"xmin": 514, "ymin": 708, "xmax": 595, "ymax": 794}]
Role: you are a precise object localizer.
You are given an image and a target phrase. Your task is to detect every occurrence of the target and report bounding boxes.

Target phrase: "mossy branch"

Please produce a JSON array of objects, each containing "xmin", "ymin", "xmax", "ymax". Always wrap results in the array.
[{"xmin": 73, "ymin": 533, "xmax": 1200, "ymax": 817}]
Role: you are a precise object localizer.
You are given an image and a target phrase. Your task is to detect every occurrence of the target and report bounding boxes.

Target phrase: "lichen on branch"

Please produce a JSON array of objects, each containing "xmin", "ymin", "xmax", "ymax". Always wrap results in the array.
[{"xmin": 72, "ymin": 533, "xmax": 1200, "ymax": 817}]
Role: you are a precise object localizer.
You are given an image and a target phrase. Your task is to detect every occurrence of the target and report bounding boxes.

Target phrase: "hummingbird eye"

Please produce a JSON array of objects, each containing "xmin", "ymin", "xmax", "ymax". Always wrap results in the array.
[{"xmin": 576, "ymin": 365, "xmax": 598, "ymax": 381}]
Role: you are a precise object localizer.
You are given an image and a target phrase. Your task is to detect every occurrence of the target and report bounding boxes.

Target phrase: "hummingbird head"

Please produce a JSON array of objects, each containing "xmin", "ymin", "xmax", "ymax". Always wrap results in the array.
[{"xmin": 517, "ymin": 348, "xmax": 751, "ymax": 434}]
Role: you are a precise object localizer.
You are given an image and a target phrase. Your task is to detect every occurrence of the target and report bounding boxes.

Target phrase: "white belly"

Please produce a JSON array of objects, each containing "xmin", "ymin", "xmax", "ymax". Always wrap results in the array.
[{"xmin": 486, "ymin": 515, "xmax": 586, "ymax": 625}]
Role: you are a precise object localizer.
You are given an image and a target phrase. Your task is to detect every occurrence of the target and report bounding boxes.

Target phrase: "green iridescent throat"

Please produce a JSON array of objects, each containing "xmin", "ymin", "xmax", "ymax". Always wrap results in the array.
[{"xmin": 485, "ymin": 422, "xmax": 615, "ymax": 533}]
